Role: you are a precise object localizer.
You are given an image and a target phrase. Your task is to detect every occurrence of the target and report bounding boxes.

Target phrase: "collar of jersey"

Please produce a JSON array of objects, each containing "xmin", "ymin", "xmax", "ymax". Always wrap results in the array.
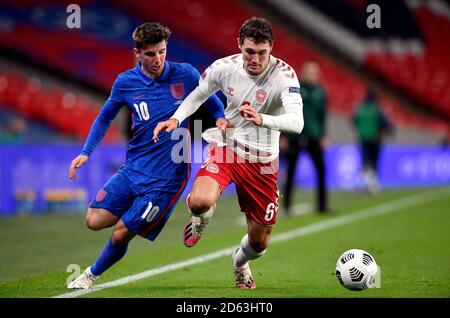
[{"xmin": 135, "ymin": 61, "xmax": 171, "ymax": 85}]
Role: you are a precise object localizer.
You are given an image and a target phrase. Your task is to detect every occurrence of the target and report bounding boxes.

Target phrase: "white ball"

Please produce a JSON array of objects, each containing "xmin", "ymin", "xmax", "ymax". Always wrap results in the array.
[{"xmin": 335, "ymin": 249, "xmax": 378, "ymax": 291}]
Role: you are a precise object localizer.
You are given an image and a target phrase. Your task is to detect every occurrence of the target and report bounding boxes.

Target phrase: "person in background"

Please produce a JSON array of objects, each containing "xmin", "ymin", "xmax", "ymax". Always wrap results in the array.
[
  {"xmin": 352, "ymin": 90, "xmax": 393, "ymax": 194},
  {"xmin": 0, "ymin": 116, "xmax": 26, "ymax": 144},
  {"xmin": 280, "ymin": 61, "xmax": 329, "ymax": 215}
]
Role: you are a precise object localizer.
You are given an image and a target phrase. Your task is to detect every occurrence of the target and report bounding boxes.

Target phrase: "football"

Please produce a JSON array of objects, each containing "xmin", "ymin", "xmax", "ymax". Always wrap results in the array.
[{"xmin": 335, "ymin": 249, "xmax": 378, "ymax": 291}]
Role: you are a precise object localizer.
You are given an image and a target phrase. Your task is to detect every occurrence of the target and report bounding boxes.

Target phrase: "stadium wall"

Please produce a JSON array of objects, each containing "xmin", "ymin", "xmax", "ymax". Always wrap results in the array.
[{"xmin": 0, "ymin": 143, "xmax": 449, "ymax": 215}]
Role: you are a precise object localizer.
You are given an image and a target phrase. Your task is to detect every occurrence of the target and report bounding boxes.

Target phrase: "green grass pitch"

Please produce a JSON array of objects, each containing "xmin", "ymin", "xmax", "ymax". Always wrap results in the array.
[{"xmin": 0, "ymin": 187, "xmax": 449, "ymax": 298}]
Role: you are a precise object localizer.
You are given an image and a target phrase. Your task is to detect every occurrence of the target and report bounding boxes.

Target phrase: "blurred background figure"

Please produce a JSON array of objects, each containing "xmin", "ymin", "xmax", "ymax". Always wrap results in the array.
[
  {"xmin": 0, "ymin": 116, "xmax": 27, "ymax": 144},
  {"xmin": 352, "ymin": 91, "xmax": 394, "ymax": 194},
  {"xmin": 280, "ymin": 61, "xmax": 329, "ymax": 215}
]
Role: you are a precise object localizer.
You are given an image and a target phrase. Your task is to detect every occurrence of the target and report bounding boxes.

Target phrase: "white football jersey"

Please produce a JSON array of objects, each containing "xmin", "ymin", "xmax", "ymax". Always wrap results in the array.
[{"xmin": 173, "ymin": 54, "xmax": 304, "ymax": 162}]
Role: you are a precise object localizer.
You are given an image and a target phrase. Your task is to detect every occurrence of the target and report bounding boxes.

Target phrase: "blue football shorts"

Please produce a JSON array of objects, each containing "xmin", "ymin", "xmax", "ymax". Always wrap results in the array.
[{"xmin": 90, "ymin": 172, "xmax": 186, "ymax": 241}]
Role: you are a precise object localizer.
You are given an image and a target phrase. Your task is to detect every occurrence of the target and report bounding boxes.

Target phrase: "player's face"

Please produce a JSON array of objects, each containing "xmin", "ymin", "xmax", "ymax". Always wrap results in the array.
[
  {"xmin": 239, "ymin": 37, "xmax": 272, "ymax": 76},
  {"xmin": 301, "ymin": 62, "xmax": 320, "ymax": 84},
  {"xmin": 135, "ymin": 41, "xmax": 167, "ymax": 78}
]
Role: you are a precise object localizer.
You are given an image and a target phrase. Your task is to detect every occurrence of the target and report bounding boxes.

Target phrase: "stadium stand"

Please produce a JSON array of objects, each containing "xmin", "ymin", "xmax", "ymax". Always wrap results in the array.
[
  {"xmin": 253, "ymin": 0, "xmax": 450, "ymax": 137},
  {"xmin": 0, "ymin": 0, "xmax": 447, "ymax": 141},
  {"xmin": 0, "ymin": 70, "xmax": 120, "ymax": 141},
  {"xmin": 116, "ymin": 0, "xmax": 448, "ymax": 135},
  {"xmin": 0, "ymin": 0, "xmax": 218, "ymax": 92}
]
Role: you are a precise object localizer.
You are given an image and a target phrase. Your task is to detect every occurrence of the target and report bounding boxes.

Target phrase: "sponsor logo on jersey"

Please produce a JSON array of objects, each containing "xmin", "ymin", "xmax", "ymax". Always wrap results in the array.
[
  {"xmin": 132, "ymin": 94, "xmax": 146, "ymax": 99},
  {"xmin": 256, "ymin": 89, "xmax": 267, "ymax": 103},
  {"xmin": 289, "ymin": 87, "xmax": 301, "ymax": 94},
  {"xmin": 170, "ymin": 83, "xmax": 185, "ymax": 99}
]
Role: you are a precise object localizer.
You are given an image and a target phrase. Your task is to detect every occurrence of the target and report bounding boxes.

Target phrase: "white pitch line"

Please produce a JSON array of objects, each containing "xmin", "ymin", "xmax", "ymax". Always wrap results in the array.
[{"xmin": 54, "ymin": 188, "xmax": 448, "ymax": 298}]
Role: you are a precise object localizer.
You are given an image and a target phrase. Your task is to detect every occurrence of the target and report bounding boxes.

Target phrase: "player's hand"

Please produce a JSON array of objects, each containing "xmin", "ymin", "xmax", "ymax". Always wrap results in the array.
[
  {"xmin": 239, "ymin": 102, "xmax": 263, "ymax": 126},
  {"xmin": 216, "ymin": 118, "xmax": 233, "ymax": 132},
  {"xmin": 153, "ymin": 118, "xmax": 179, "ymax": 142},
  {"xmin": 69, "ymin": 155, "xmax": 88, "ymax": 180}
]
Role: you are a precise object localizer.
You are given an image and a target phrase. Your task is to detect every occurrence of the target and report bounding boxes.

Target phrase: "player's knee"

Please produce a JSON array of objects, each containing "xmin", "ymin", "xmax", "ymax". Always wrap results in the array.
[
  {"xmin": 85, "ymin": 215, "xmax": 103, "ymax": 231},
  {"xmin": 111, "ymin": 227, "xmax": 132, "ymax": 246},
  {"xmin": 188, "ymin": 193, "xmax": 215, "ymax": 215}
]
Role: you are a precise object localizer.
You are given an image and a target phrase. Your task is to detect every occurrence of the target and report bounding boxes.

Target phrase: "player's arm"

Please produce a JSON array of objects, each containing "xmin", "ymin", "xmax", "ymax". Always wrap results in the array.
[
  {"xmin": 152, "ymin": 86, "xmax": 212, "ymax": 142},
  {"xmin": 261, "ymin": 74, "xmax": 304, "ymax": 133},
  {"xmin": 69, "ymin": 84, "xmax": 123, "ymax": 180},
  {"xmin": 240, "ymin": 85, "xmax": 304, "ymax": 134},
  {"xmin": 189, "ymin": 66, "xmax": 226, "ymax": 121},
  {"xmin": 153, "ymin": 63, "xmax": 223, "ymax": 141}
]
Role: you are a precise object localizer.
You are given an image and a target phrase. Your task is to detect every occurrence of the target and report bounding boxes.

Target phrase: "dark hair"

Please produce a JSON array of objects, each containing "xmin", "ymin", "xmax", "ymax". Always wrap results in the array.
[
  {"xmin": 132, "ymin": 22, "xmax": 171, "ymax": 50},
  {"xmin": 239, "ymin": 17, "xmax": 274, "ymax": 45}
]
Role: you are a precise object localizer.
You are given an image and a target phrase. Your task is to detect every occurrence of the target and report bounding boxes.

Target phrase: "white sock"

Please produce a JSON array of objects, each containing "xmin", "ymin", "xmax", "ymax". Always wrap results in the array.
[
  {"xmin": 233, "ymin": 234, "xmax": 266, "ymax": 268},
  {"xmin": 198, "ymin": 207, "xmax": 214, "ymax": 224}
]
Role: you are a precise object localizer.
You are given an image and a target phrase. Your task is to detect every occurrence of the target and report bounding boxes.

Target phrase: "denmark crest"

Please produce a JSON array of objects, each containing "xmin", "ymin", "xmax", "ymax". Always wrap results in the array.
[{"xmin": 256, "ymin": 88, "xmax": 267, "ymax": 103}]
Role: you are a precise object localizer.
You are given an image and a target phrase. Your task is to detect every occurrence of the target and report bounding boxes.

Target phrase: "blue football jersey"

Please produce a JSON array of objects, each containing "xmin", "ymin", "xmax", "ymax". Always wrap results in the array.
[{"xmin": 81, "ymin": 61, "xmax": 224, "ymax": 192}]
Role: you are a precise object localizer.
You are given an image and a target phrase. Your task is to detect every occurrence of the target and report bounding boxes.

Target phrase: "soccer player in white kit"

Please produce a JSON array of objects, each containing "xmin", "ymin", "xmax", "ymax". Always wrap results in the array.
[{"xmin": 153, "ymin": 17, "xmax": 304, "ymax": 289}]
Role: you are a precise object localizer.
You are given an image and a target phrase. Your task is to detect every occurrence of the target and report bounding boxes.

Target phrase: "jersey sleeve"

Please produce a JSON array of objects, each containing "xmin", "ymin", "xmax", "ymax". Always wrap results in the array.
[
  {"xmin": 171, "ymin": 61, "xmax": 223, "ymax": 124},
  {"xmin": 189, "ymin": 66, "xmax": 225, "ymax": 120},
  {"xmin": 260, "ymin": 73, "xmax": 304, "ymax": 134},
  {"xmin": 80, "ymin": 80, "xmax": 124, "ymax": 156}
]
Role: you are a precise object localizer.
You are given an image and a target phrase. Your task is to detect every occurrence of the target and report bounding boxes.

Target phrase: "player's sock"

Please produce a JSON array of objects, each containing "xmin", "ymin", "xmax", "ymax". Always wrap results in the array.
[
  {"xmin": 90, "ymin": 238, "xmax": 128, "ymax": 276},
  {"xmin": 233, "ymin": 234, "xmax": 266, "ymax": 268}
]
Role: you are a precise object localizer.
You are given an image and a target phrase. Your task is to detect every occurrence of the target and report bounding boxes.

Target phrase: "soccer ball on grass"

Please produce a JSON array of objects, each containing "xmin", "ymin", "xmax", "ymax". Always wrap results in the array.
[{"xmin": 335, "ymin": 249, "xmax": 378, "ymax": 291}]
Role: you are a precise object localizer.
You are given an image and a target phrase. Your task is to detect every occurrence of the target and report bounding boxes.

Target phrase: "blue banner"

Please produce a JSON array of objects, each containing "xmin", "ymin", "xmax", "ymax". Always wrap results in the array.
[
  {"xmin": 1, "ymin": 143, "xmax": 449, "ymax": 215},
  {"xmin": 290, "ymin": 144, "xmax": 450, "ymax": 189}
]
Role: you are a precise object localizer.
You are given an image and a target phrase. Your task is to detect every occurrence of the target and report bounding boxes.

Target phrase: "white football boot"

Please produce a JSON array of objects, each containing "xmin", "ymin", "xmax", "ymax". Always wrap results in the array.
[
  {"xmin": 232, "ymin": 249, "xmax": 256, "ymax": 289},
  {"xmin": 67, "ymin": 266, "xmax": 97, "ymax": 289}
]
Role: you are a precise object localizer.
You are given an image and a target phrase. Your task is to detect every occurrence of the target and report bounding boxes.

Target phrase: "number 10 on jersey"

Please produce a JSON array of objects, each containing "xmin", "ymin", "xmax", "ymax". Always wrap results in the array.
[{"xmin": 133, "ymin": 101, "xmax": 150, "ymax": 121}]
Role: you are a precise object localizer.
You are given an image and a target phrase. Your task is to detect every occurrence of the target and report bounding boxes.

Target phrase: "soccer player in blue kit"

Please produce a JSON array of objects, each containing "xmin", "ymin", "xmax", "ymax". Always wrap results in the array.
[{"xmin": 67, "ymin": 22, "xmax": 225, "ymax": 289}]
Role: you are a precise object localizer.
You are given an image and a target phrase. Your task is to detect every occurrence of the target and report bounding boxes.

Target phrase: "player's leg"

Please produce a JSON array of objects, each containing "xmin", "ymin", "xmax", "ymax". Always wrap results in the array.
[
  {"xmin": 90, "ymin": 220, "xmax": 135, "ymax": 275},
  {"xmin": 184, "ymin": 176, "xmax": 221, "ymax": 247},
  {"xmin": 184, "ymin": 147, "xmax": 232, "ymax": 247},
  {"xmin": 85, "ymin": 173, "xmax": 134, "ymax": 231},
  {"xmin": 85, "ymin": 207, "xmax": 118, "ymax": 231},
  {"xmin": 232, "ymin": 216, "xmax": 272, "ymax": 289},
  {"xmin": 68, "ymin": 173, "xmax": 134, "ymax": 289},
  {"xmin": 188, "ymin": 176, "xmax": 221, "ymax": 214},
  {"xmin": 68, "ymin": 220, "xmax": 135, "ymax": 289},
  {"xmin": 231, "ymin": 158, "xmax": 279, "ymax": 289},
  {"xmin": 80, "ymin": 186, "xmax": 185, "ymax": 289}
]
